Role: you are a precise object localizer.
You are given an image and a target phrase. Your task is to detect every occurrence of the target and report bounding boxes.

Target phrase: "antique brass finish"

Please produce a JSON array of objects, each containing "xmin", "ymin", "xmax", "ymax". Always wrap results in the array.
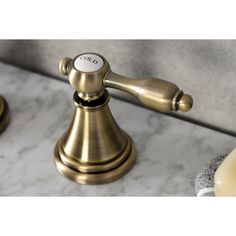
[
  {"xmin": 0, "ymin": 96, "xmax": 10, "ymax": 134},
  {"xmin": 54, "ymin": 90, "xmax": 136, "ymax": 184},
  {"xmin": 54, "ymin": 52, "xmax": 193, "ymax": 184},
  {"xmin": 105, "ymin": 72, "xmax": 193, "ymax": 113}
]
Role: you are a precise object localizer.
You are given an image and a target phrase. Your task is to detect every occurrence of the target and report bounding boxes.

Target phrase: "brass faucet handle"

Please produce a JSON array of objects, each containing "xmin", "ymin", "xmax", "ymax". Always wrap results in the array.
[
  {"xmin": 105, "ymin": 72, "xmax": 193, "ymax": 113},
  {"xmin": 55, "ymin": 52, "xmax": 194, "ymax": 185},
  {"xmin": 59, "ymin": 53, "xmax": 110, "ymax": 101},
  {"xmin": 58, "ymin": 53, "xmax": 193, "ymax": 112}
]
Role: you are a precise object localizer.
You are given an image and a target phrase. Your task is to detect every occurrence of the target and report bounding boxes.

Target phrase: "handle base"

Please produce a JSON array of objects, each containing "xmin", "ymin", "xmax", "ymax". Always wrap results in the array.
[
  {"xmin": 53, "ymin": 92, "xmax": 136, "ymax": 184},
  {"xmin": 54, "ymin": 135, "xmax": 136, "ymax": 184}
]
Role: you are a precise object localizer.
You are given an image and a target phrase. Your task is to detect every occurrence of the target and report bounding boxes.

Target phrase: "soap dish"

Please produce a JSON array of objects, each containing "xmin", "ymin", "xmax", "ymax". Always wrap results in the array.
[{"xmin": 195, "ymin": 155, "xmax": 226, "ymax": 197}]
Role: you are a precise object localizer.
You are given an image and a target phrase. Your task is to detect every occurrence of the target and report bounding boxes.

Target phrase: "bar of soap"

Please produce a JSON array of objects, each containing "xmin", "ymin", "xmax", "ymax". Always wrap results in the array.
[{"xmin": 215, "ymin": 148, "xmax": 236, "ymax": 196}]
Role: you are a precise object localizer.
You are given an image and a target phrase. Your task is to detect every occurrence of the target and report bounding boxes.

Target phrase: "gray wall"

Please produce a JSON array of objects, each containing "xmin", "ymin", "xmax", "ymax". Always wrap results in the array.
[{"xmin": 0, "ymin": 40, "xmax": 235, "ymax": 135}]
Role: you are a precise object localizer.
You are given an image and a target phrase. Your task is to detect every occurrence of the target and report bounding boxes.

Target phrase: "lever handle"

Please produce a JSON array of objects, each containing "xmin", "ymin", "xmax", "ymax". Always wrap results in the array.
[
  {"xmin": 59, "ymin": 53, "xmax": 193, "ymax": 113},
  {"xmin": 105, "ymin": 72, "xmax": 193, "ymax": 112}
]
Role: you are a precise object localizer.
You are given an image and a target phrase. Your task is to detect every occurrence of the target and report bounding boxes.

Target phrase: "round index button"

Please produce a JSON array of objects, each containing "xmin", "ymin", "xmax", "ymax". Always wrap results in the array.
[{"xmin": 74, "ymin": 53, "xmax": 104, "ymax": 73}]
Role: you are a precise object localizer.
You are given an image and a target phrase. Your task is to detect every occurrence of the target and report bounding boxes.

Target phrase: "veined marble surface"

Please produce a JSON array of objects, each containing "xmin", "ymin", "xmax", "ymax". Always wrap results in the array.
[{"xmin": 0, "ymin": 62, "xmax": 235, "ymax": 196}]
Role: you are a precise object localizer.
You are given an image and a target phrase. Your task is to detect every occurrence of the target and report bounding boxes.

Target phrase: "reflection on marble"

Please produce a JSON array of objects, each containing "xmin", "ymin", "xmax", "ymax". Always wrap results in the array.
[{"xmin": 0, "ymin": 62, "xmax": 235, "ymax": 196}]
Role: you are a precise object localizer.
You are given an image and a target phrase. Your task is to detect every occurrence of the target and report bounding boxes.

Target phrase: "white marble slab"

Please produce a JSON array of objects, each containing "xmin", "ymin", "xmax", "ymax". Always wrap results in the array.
[{"xmin": 0, "ymin": 62, "xmax": 235, "ymax": 196}]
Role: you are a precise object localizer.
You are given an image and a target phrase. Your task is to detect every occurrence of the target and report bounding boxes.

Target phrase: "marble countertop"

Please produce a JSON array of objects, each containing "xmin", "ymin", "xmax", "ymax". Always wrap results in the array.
[{"xmin": 0, "ymin": 62, "xmax": 235, "ymax": 196}]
